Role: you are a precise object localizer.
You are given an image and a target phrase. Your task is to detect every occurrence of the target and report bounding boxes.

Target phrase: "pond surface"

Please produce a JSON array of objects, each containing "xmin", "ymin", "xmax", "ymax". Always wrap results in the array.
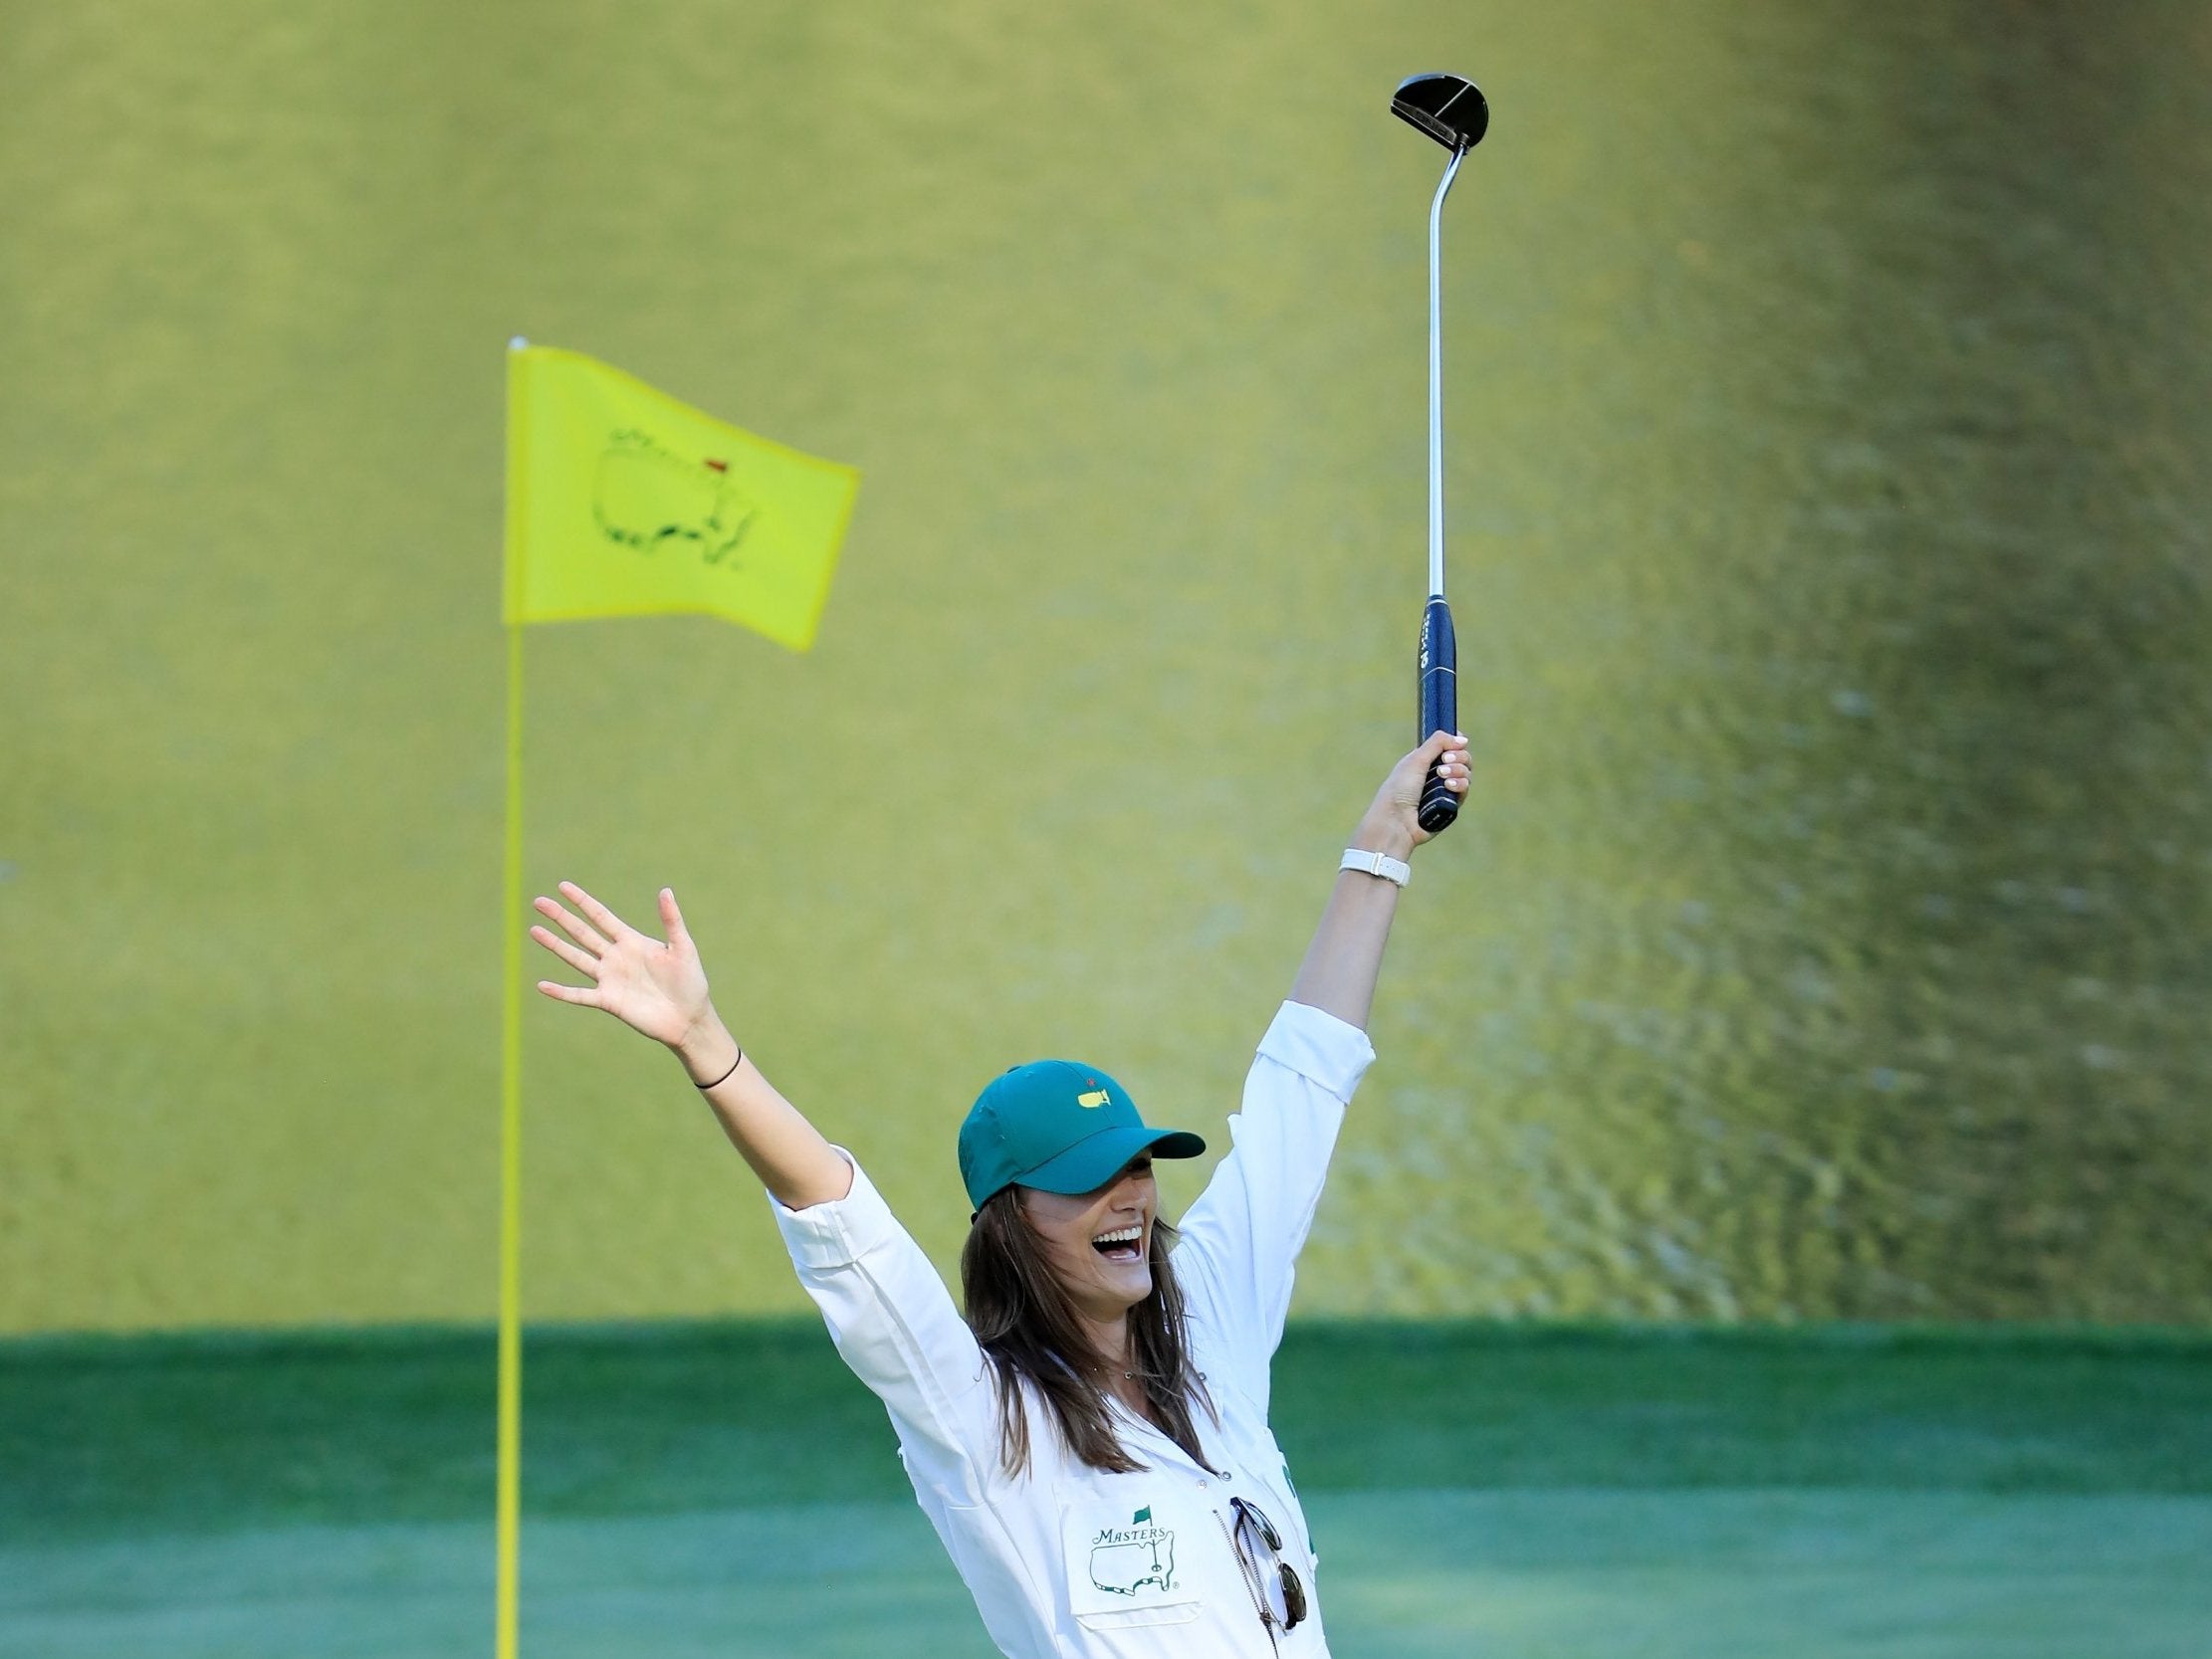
[{"xmin": 3, "ymin": 2, "xmax": 2208, "ymax": 1329}]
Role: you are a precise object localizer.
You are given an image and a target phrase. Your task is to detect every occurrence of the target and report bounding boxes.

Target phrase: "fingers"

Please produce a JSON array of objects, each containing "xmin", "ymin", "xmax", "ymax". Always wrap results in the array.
[
  {"xmin": 535, "ymin": 978, "xmax": 600, "ymax": 1007},
  {"xmin": 1425, "ymin": 730, "xmax": 1472, "ymax": 793},
  {"xmin": 533, "ymin": 887, "xmax": 612, "ymax": 955},
  {"xmin": 659, "ymin": 887, "xmax": 693, "ymax": 952},
  {"xmin": 529, "ymin": 923, "xmax": 602, "ymax": 979},
  {"xmin": 560, "ymin": 880, "xmax": 633, "ymax": 942}
]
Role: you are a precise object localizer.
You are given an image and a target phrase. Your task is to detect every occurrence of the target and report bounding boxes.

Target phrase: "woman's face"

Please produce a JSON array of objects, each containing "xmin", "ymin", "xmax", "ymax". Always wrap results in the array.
[{"xmin": 1018, "ymin": 1154, "xmax": 1158, "ymax": 1327}]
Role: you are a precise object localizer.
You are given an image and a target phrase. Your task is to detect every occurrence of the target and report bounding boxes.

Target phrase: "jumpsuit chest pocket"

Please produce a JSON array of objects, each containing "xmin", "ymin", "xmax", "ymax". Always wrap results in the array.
[{"xmin": 1058, "ymin": 1489, "xmax": 1206, "ymax": 1631}]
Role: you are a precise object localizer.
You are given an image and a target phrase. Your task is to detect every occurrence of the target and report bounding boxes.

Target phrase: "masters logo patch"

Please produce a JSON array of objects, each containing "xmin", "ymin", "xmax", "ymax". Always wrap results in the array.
[{"xmin": 1089, "ymin": 1507, "xmax": 1176, "ymax": 1597}]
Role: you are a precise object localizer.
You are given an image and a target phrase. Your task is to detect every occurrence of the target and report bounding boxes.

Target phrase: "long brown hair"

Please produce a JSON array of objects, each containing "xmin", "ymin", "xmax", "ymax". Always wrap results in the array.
[{"xmin": 960, "ymin": 1187, "xmax": 1215, "ymax": 1479}]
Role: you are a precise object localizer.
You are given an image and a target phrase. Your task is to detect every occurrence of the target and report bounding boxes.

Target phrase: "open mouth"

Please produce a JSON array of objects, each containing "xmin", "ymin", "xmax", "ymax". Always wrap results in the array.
[{"xmin": 1091, "ymin": 1224, "xmax": 1144, "ymax": 1263}]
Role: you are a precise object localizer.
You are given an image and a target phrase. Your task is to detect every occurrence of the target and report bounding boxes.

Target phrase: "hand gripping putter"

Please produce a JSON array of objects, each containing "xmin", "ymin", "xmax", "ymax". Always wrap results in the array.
[{"xmin": 1392, "ymin": 73, "xmax": 1488, "ymax": 833}]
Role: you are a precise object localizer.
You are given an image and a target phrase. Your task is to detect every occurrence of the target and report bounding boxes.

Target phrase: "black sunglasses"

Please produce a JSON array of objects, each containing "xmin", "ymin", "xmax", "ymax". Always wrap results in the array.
[{"xmin": 1229, "ymin": 1496, "xmax": 1307, "ymax": 1632}]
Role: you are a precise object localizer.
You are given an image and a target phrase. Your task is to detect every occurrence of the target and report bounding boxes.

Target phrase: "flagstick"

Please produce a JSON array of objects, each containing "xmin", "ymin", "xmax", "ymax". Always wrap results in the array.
[
  {"xmin": 487, "ymin": 333, "xmax": 853, "ymax": 1654},
  {"xmin": 497, "ymin": 336, "xmax": 531, "ymax": 1659},
  {"xmin": 496, "ymin": 618, "xmax": 525, "ymax": 1657}
]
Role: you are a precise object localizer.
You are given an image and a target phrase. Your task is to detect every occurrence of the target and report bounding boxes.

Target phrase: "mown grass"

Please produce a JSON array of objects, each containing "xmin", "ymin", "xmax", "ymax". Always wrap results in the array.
[{"xmin": 7, "ymin": 1318, "xmax": 2208, "ymax": 1544}]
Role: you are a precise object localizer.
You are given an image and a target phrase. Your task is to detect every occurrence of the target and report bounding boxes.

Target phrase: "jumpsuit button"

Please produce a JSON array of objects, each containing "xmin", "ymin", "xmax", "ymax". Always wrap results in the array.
[{"xmin": 1197, "ymin": 1479, "xmax": 1207, "ymax": 1489}]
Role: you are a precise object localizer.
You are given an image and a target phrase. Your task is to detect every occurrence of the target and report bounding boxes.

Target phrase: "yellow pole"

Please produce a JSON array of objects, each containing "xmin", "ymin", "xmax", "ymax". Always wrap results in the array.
[
  {"xmin": 496, "ymin": 617, "xmax": 525, "ymax": 1656},
  {"xmin": 496, "ymin": 334, "xmax": 532, "ymax": 1659}
]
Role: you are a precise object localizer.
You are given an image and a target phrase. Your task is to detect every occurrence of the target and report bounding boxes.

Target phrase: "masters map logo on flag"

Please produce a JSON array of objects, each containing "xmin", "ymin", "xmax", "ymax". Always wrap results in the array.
[
  {"xmin": 504, "ymin": 342, "xmax": 859, "ymax": 652},
  {"xmin": 592, "ymin": 428, "xmax": 760, "ymax": 567}
]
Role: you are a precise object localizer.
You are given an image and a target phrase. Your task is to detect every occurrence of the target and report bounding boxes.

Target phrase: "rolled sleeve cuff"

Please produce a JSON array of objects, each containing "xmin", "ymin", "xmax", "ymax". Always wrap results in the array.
[
  {"xmin": 1263, "ymin": 1000, "xmax": 1378, "ymax": 1103},
  {"xmin": 768, "ymin": 1147, "xmax": 897, "ymax": 1272}
]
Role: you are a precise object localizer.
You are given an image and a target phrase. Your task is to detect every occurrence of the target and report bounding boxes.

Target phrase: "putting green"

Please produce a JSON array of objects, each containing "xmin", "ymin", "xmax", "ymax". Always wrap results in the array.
[
  {"xmin": 5, "ymin": 1490, "xmax": 2206, "ymax": 1657},
  {"xmin": 6, "ymin": 1322, "xmax": 2207, "ymax": 1654}
]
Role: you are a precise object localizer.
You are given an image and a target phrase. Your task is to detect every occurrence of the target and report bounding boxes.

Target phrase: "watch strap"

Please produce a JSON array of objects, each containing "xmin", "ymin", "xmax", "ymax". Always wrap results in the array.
[{"xmin": 1340, "ymin": 847, "xmax": 1411, "ymax": 888}]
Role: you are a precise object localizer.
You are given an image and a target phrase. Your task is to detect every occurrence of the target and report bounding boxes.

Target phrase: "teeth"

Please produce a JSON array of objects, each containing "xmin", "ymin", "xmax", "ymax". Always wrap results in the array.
[{"xmin": 1093, "ymin": 1225, "xmax": 1142, "ymax": 1246}]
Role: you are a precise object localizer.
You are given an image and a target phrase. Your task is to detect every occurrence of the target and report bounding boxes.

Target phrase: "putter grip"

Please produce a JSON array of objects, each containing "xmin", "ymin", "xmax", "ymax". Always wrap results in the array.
[{"xmin": 1418, "ymin": 596, "xmax": 1459, "ymax": 834}]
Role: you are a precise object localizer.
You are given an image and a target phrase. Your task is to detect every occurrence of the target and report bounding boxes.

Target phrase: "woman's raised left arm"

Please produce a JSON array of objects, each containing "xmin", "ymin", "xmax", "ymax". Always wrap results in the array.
[
  {"xmin": 1287, "ymin": 729, "xmax": 1470, "ymax": 1029},
  {"xmin": 1172, "ymin": 732, "xmax": 1470, "ymax": 1409}
]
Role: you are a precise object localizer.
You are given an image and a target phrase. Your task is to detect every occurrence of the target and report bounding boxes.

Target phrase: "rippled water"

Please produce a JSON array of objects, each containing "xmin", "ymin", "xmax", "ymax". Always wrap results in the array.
[{"xmin": 4, "ymin": 2, "xmax": 2208, "ymax": 1330}]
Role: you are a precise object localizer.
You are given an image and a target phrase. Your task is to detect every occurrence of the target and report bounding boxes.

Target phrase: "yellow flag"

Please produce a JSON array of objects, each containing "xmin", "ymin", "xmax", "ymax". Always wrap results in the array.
[{"xmin": 503, "ymin": 343, "xmax": 858, "ymax": 650}]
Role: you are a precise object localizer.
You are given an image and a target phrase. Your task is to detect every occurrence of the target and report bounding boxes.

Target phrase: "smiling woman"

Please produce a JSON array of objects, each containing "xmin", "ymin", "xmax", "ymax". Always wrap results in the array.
[
  {"xmin": 528, "ymin": 730, "xmax": 1471, "ymax": 1657},
  {"xmin": 963, "ymin": 1155, "xmax": 1217, "ymax": 1479},
  {"xmin": 956, "ymin": 1056, "xmax": 1211, "ymax": 1475}
]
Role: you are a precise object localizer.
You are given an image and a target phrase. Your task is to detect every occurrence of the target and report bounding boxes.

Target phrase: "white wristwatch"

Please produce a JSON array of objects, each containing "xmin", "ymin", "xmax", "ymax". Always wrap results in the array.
[{"xmin": 1340, "ymin": 847, "xmax": 1411, "ymax": 888}]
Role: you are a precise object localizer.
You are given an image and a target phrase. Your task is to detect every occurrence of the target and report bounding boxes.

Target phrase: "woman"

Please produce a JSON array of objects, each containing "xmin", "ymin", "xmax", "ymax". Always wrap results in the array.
[{"xmin": 528, "ymin": 729, "xmax": 1471, "ymax": 1657}]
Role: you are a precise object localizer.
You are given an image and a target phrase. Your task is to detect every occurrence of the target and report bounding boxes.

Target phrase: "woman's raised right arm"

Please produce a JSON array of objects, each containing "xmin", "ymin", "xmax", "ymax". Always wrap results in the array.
[{"xmin": 530, "ymin": 881, "xmax": 852, "ymax": 1209}]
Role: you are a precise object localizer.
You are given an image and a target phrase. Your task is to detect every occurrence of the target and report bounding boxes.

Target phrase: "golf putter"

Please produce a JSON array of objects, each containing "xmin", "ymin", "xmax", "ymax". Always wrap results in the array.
[{"xmin": 1392, "ymin": 73, "xmax": 1487, "ymax": 834}]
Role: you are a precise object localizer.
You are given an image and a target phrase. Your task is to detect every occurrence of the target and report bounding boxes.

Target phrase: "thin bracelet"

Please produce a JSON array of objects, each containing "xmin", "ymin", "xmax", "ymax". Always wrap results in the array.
[{"xmin": 695, "ymin": 1048, "xmax": 744, "ymax": 1091}]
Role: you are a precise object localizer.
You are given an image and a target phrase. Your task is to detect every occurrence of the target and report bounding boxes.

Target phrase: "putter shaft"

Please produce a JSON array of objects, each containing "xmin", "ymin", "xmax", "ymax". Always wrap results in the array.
[{"xmin": 1428, "ymin": 143, "xmax": 1465, "ymax": 599}]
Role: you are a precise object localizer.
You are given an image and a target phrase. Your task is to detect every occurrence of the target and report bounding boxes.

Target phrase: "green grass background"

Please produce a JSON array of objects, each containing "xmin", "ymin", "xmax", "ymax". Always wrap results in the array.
[{"xmin": 7, "ymin": 1320, "xmax": 2209, "ymax": 1655}]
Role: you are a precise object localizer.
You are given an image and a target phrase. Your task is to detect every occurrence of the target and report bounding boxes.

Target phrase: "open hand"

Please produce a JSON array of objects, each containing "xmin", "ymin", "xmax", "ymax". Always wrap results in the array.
[{"xmin": 530, "ymin": 882, "xmax": 712, "ymax": 1050}]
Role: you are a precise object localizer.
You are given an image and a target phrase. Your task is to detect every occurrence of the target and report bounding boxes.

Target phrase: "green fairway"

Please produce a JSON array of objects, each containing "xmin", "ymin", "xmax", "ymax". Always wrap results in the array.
[{"xmin": 5, "ymin": 1321, "xmax": 2207, "ymax": 1654}]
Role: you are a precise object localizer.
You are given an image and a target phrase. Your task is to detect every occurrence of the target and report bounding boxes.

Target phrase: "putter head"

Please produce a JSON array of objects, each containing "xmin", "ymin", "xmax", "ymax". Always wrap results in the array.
[{"xmin": 1392, "ymin": 73, "xmax": 1487, "ymax": 152}]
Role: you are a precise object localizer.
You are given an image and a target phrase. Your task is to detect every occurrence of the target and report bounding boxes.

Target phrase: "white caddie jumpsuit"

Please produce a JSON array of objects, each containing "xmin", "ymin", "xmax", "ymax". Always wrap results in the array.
[{"xmin": 769, "ymin": 998, "xmax": 1375, "ymax": 1659}]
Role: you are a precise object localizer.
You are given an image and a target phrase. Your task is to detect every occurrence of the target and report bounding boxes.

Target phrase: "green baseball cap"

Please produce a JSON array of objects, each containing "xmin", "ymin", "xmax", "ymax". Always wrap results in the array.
[{"xmin": 958, "ymin": 1059, "xmax": 1207, "ymax": 1212}]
